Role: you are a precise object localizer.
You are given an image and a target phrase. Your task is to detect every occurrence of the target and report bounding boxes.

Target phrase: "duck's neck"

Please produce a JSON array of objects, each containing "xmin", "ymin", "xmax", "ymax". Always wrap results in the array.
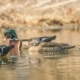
[{"xmin": 9, "ymin": 39, "xmax": 20, "ymax": 56}]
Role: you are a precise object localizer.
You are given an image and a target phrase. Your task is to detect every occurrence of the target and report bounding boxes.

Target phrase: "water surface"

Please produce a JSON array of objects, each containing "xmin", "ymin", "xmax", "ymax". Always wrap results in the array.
[{"xmin": 0, "ymin": 49, "xmax": 80, "ymax": 80}]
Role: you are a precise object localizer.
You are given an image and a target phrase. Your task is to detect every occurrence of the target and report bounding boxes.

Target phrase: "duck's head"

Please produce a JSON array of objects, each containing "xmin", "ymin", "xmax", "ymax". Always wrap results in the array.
[{"xmin": 4, "ymin": 29, "xmax": 18, "ymax": 40}]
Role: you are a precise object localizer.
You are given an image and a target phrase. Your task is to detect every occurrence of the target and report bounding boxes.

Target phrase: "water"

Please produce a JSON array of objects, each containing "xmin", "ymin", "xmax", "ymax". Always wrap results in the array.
[{"xmin": 0, "ymin": 49, "xmax": 80, "ymax": 80}]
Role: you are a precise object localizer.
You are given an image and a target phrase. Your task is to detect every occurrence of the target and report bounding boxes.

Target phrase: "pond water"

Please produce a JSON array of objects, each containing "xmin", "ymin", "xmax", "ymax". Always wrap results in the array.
[{"xmin": 0, "ymin": 49, "xmax": 80, "ymax": 80}]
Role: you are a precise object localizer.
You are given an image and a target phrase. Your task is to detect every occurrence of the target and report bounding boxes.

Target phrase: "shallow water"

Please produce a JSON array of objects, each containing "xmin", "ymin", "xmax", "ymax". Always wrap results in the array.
[{"xmin": 0, "ymin": 49, "xmax": 80, "ymax": 80}]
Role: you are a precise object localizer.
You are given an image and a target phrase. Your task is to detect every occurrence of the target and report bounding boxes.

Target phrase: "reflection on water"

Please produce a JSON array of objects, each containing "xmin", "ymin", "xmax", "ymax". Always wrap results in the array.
[{"xmin": 0, "ymin": 50, "xmax": 80, "ymax": 80}]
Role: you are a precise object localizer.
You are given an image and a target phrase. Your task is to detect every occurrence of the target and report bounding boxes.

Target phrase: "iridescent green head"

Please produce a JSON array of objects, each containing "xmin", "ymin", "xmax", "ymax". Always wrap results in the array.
[{"xmin": 4, "ymin": 29, "xmax": 18, "ymax": 40}]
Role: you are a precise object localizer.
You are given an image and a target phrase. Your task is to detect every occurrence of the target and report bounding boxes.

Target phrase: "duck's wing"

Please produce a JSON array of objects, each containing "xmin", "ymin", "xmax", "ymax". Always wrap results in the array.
[
  {"xmin": 0, "ymin": 45, "xmax": 6, "ymax": 48},
  {"xmin": 40, "ymin": 35, "xmax": 56, "ymax": 42},
  {"xmin": 1, "ymin": 45, "xmax": 14, "ymax": 56},
  {"xmin": 0, "ymin": 45, "xmax": 6, "ymax": 53},
  {"xmin": 60, "ymin": 45, "xmax": 75, "ymax": 50}
]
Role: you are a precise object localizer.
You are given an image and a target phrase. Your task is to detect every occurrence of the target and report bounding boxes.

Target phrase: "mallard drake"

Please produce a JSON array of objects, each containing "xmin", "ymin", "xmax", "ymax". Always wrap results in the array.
[{"xmin": 4, "ymin": 29, "xmax": 20, "ymax": 55}]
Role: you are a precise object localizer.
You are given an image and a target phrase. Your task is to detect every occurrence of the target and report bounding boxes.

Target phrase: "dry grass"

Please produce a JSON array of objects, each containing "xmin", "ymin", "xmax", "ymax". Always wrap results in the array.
[{"xmin": 0, "ymin": 0, "xmax": 79, "ymax": 27}]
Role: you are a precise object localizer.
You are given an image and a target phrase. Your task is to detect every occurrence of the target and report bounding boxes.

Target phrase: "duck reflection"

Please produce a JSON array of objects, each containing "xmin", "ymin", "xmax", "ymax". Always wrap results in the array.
[{"xmin": 28, "ymin": 51, "xmax": 70, "ymax": 64}]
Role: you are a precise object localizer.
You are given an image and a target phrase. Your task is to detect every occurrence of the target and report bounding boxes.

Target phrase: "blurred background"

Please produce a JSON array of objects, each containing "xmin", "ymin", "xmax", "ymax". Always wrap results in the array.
[{"xmin": 0, "ymin": 0, "xmax": 80, "ymax": 45}]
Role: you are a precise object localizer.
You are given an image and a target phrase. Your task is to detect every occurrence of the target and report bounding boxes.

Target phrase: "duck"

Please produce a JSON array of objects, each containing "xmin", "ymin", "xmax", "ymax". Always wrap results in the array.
[
  {"xmin": 0, "ymin": 45, "xmax": 14, "ymax": 56},
  {"xmin": 4, "ymin": 29, "xmax": 20, "ymax": 55},
  {"xmin": 31, "ymin": 35, "xmax": 56, "ymax": 42},
  {"xmin": 28, "ymin": 42, "xmax": 75, "ymax": 52},
  {"xmin": 22, "ymin": 35, "xmax": 56, "ymax": 49}
]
